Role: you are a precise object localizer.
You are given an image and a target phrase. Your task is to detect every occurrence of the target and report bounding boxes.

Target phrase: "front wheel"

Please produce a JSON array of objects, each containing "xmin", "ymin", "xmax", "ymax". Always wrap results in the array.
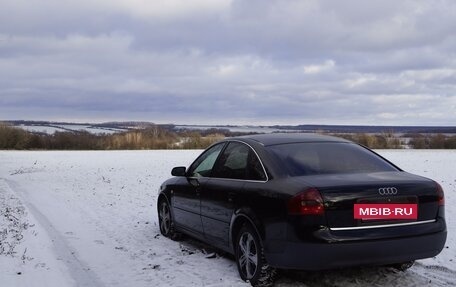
[
  {"xmin": 235, "ymin": 224, "xmax": 276, "ymax": 287},
  {"xmin": 158, "ymin": 199, "xmax": 181, "ymax": 240}
]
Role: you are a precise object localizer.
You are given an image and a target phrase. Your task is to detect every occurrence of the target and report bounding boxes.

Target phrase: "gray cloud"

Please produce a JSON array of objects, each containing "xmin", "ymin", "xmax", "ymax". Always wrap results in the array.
[{"xmin": 1, "ymin": 0, "xmax": 456, "ymax": 125}]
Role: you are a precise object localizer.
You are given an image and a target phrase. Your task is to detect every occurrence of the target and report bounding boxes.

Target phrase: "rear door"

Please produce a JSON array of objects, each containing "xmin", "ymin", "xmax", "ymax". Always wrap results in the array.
[{"xmin": 200, "ymin": 141, "xmax": 267, "ymax": 246}]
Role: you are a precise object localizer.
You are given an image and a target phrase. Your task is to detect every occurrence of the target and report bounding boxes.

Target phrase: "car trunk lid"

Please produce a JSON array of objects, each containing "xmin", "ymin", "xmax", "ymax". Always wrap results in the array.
[{"xmin": 296, "ymin": 171, "xmax": 440, "ymax": 228}]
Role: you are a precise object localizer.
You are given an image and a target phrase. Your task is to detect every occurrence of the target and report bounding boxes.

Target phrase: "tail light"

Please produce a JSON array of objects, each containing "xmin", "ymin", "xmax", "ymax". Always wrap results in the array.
[
  {"xmin": 435, "ymin": 182, "xmax": 445, "ymax": 206},
  {"xmin": 288, "ymin": 188, "xmax": 325, "ymax": 215}
]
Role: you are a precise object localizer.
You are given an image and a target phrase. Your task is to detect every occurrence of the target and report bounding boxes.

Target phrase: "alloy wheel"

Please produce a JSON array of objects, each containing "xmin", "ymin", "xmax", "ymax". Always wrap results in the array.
[
  {"xmin": 238, "ymin": 231, "xmax": 259, "ymax": 279},
  {"xmin": 159, "ymin": 201, "xmax": 171, "ymax": 235}
]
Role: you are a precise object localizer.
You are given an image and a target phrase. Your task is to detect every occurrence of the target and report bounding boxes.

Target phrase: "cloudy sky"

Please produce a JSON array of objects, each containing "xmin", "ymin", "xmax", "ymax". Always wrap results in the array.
[{"xmin": 1, "ymin": 0, "xmax": 456, "ymax": 125}]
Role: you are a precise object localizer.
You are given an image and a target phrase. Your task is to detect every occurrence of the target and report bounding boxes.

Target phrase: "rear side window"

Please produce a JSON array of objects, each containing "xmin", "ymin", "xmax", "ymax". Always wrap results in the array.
[
  {"xmin": 212, "ymin": 142, "xmax": 267, "ymax": 181},
  {"xmin": 267, "ymin": 142, "xmax": 398, "ymax": 176}
]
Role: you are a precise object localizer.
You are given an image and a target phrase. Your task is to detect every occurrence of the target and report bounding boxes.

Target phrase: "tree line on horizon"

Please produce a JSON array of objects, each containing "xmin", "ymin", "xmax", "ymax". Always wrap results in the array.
[
  {"xmin": 1, "ymin": 123, "xmax": 456, "ymax": 150},
  {"xmin": 0, "ymin": 123, "xmax": 226, "ymax": 150}
]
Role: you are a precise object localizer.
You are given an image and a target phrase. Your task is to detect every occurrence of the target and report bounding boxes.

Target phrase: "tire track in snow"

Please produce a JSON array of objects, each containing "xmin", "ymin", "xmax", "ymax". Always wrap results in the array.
[
  {"xmin": 410, "ymin": 262, "xmax": 456, "ymax": 286},
  {"xmin": 4, "ymin": 179, "xmax": 105, "ymax": 287}
]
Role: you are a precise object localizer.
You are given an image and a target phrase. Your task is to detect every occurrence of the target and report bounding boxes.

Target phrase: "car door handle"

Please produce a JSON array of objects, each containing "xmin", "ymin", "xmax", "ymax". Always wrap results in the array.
[{"xmin": 188, "ymin": 177, "xmax": 200, "ymax": 187}]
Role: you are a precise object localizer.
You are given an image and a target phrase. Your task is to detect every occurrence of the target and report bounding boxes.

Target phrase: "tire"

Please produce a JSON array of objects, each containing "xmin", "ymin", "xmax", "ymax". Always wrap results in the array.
[
  {"xmin": 235, "ymin": 224, "xmax": 276, "ymax": 287},
  {"xmin": 390, "ymin": 260, "xmax": 415, "ymax": 271},
  {"xmin": 158, "ymin": 199, "xmax": 181, "ymax": 240}
]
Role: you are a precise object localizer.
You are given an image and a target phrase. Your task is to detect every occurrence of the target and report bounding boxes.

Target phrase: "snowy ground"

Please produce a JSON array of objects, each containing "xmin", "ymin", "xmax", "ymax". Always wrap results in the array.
[
  {"xmin": 0, "ymin": 150, "xmax": 455, "ymax": 287},
  {"xmin": 17, "ymin": 124, "xmax": 127, "ymax": 135}
]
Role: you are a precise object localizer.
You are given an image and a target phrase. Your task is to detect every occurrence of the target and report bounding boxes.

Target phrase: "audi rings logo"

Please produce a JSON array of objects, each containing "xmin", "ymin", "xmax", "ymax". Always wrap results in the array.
[{"xmin": 378, "ymin": 187, "xmax": 398, "ymax": 195}]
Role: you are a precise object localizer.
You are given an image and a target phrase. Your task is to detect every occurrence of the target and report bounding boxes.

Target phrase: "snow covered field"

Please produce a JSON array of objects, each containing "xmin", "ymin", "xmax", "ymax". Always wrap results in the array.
[
  {"xmin": 0, "ymin": 150, "xmax": 455, "ymax": 287},
  {"xmin": 17, "ymin": 124, "xmax": 127, "ymax": 135}
]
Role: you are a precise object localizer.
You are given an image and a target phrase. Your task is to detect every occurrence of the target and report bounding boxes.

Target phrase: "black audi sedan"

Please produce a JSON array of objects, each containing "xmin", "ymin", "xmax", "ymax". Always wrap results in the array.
[{"xmin": 157, "ymin": 134, "xmax": 446, "ymax": 286}]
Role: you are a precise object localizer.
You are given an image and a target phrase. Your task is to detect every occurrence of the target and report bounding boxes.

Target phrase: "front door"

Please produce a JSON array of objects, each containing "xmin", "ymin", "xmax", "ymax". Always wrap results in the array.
[{"xmin": 171, "ymin": 143, "xmax": 225, "ymax": 236}]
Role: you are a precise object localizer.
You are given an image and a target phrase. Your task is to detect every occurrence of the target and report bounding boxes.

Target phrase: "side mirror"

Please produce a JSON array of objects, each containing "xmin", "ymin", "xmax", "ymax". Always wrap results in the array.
[{"xmin": 171, "ymin": 166, "xmax": 186, "ymax": 177}]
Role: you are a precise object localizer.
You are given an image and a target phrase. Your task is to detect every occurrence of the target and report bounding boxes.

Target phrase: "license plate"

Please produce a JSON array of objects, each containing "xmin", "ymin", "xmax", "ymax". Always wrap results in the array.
[{"xmin": 354, "ymin": 204, "xmax": 418, "ymax": 220}]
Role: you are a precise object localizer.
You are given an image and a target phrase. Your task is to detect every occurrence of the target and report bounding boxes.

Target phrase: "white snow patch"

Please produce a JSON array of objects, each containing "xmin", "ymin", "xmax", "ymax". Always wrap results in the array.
[{"xmin": 0, "ymin": 150, "xmax": 454, "ymax": 286}]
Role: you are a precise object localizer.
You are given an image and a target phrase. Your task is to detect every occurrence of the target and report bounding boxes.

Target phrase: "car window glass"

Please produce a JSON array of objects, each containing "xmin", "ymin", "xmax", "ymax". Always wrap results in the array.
[
  {"xmin": 268, "ymin": 142, "xmax": 397, "ymax": 176},
  {"xmin": 189, "ymin": 143, "xmax": 224, "ymax": 177},
  {"xmin": 246, "ymin": 150, "xmax": 267, "ymax": 181},
  {"xmin": 212, "ymin": 142, "xmax": 249, "ymax": 180},
  {"xmin": 212, "ymin": 142, "xmax": 266, "ymax": 181}
]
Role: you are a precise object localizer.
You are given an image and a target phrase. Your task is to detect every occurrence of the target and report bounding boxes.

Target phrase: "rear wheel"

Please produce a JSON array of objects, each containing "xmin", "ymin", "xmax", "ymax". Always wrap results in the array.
[
  {"xmin": 390, "ymin": 261, "xmax": 415, "ymax": 271},
  {"xmin": 235, "ymin": 224, "xmax": 276, "ymax": 287},
  {"xmin": 158, "ymin": 200, "xmax": 181, "ymax": 240}
]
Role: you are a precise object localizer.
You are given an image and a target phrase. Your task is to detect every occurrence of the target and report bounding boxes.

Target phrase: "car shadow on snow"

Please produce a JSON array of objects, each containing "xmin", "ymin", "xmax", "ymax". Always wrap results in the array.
[
  {"xmin": 275, "ymin": 267, "xmax": 416, "ymax": 287},
  {"xmin": 275, "ymin": 261, "xmax": 456, "ymax": 286},
  {"xmin": 172, "ymin": 236, "xmax": 453, "ymax": 287}
]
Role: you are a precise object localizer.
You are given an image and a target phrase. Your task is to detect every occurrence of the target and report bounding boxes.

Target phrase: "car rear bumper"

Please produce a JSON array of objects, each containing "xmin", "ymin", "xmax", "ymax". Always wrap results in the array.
[{"xmin": 264, "ymin": 227, "xmax": 447, "ymax": 270}]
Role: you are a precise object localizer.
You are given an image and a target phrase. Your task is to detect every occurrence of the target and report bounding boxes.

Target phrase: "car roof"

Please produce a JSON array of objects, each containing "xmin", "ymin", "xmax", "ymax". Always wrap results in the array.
[{"xmin": 231, "ymin": 133, "xmax": 351, "ymax": 146}]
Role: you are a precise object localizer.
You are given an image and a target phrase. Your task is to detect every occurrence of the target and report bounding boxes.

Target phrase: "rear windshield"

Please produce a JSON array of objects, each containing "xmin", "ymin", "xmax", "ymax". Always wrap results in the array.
[{"xmin": 267, "ymin": 142, "xmax": 398, "ymax": 176}]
